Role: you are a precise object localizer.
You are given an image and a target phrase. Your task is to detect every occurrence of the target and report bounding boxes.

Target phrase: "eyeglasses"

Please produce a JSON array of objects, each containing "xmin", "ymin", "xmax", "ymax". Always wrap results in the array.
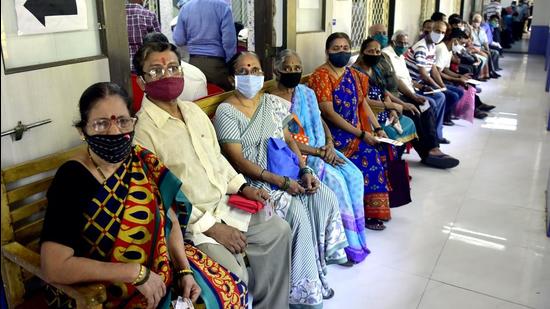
[
  {"xmin": 395, "ymin": 41, "xmax": 410, "ymax": 48},
  {"xmin": 88, "ymin": 116, "xmax": 137, "ymax": 133},
  {"xmin": 144, "ymin": 64, "xmax": 183, "ymax": 81},
  {"xmin": 235, "ymin": 67, "xmax": 264, "ymax": 76}
]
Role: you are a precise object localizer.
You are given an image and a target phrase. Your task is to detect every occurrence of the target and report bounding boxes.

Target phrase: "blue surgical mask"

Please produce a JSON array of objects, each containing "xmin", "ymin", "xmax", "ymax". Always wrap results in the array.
[
  {"xmin": 328, "ymin": 52, "xmax": 351, "ymax": 68},
  {"xmin": 235, "ymin": 75, "xmax": 264, "ymax": 99},
  {"xmin": 394, "ymin": 46, "xmax": 407, "ymax": 56},
  {"xmin": 373, "ymin": 33, "xmax": 389, "ymax": 48}
]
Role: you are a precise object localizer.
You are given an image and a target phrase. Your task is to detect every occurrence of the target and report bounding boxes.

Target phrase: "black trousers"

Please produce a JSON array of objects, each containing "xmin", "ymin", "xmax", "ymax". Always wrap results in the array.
[{"xmin": 400, "ymin": 95, "xmax": 440, "ymax": 159}]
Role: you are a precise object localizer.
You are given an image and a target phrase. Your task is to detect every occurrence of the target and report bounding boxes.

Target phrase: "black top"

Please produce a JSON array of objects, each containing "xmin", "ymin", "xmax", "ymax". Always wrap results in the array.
[{"xmin": 40, "ymin": 160, "xmax": 102, "ymax": 257}]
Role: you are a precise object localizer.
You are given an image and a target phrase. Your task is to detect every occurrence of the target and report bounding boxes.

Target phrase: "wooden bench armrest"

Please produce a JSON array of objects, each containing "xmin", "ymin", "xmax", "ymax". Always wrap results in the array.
[{"xmin": 2, "ymin": 242, "xmax": 107, "ymax": 307}]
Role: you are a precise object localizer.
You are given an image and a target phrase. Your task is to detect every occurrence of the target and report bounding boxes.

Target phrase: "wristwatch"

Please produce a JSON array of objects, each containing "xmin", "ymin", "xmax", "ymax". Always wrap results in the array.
[{"xmin": 238, "ymin": 183, "xmax": 249, "ymax": 194}]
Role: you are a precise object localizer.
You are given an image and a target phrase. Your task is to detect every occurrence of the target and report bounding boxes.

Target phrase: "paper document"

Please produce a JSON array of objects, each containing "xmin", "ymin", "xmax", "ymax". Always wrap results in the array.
[
  {"xmin": 466, "ymin": 79, "xmax": 482, "ymax": 85},
  {"xmin": 419, "ymin": 101, "xmax": 431, "ymax": 113},
  {"xmin": 173, "ymin": 297, "xmax": 194, "ymax": 309},
  {"xmin": 423, "ymin": 87, "xmax": 447, "ymax": 95},
  {"xmin": 375, "ymin": 137, "xmax": 404, "ymax": 146}
]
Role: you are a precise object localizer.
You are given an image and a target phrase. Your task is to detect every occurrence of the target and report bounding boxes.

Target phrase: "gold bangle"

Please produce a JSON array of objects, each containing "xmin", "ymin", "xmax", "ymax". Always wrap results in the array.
[
  {"xmin": 131, "ymin": 265, "xmax": 145, "ymax": 285},
  {"xmin": 176, "ymin": 268, "xmax": 194, "ymax": 278}
]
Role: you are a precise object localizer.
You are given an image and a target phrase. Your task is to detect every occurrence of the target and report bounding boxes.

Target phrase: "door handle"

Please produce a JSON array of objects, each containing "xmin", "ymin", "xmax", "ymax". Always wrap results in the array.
[{"xmin": 1, "ymin": 119, "xmax": 52, "ymax": 141}]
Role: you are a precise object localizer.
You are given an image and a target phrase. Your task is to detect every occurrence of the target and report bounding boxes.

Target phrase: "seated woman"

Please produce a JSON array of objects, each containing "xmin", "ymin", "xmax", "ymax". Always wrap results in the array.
[
  {"xmin": 270, "ymin": 49, "xmax": 370, "ymax": 264},
  {"xmin": 213, "ymin": 51, "xmax": 348, "ymax": 307},
  {"xmin": 40, "ymin": 82, "xmax": 248, "ymax": 309},
  {"xmin": 308, "ymin": 32, "xmax": 394, "ymax": 231},
  {"xmin": 351, "ymin": 37, "xmax": 417, "ymax": 149}
]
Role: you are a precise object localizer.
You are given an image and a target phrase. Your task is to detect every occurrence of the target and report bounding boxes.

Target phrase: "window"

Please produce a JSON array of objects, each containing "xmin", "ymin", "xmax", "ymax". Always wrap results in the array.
[
  {"xmin": 296, "ymin": 0, "xmax": 325, "ymax": 33},
  {"xmin": 420, "ymin": 0, "xmax": 437, "ymax": 25},
  {"xmin": 1, "ymin": 0, "xmax": 105, "ymax": 73}
]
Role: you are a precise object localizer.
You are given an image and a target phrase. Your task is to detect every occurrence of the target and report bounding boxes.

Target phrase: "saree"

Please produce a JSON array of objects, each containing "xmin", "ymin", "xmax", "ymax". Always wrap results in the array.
[
  {"xmin": 309, "ymin": 67, "xmax": 391, "ymax": 221},
  {"xmin": 352, "ymin": 64, "xmax": 417, "ymax": 143},
  {"xmin": 214, "ymin": 94, "xmax": 349, "ymax": 307},
  {"xmin": 46, "ymin": 145, "xmax": 248, "ymax": 309},
  {"xmin": 282, "ymin": 84, "xmax": 370, "ymax": 263}
]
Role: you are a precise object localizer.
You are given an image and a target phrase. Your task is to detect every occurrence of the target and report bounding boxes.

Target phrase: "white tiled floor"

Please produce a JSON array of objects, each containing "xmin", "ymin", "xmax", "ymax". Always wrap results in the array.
[{"xmin": 324, "ymin": 54, "xmax": 550, "ymax": 309}]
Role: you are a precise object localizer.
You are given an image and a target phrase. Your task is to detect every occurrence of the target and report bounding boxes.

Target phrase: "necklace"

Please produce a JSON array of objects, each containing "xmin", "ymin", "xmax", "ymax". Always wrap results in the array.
[
  {"xmin": 327, "ymin": 63, "xmax": 344, "ymax": 77},
  {"xmin": 87, "ymin": 148, "xmax": 107, "ymax": 183}
]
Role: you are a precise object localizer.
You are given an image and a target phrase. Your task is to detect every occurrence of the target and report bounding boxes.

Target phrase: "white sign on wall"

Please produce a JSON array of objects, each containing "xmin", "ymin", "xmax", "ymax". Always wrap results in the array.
[{"xmin": 15, "ymin": 0, "xmax": 88, "ymax": 35}]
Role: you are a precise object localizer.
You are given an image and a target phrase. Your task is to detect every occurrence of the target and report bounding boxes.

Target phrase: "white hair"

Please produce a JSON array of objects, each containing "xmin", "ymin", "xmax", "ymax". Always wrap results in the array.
[
  {"xmin": 391, "ymin": 30, "xmax": 408, "ymax": 41},
  {"xmin": 273, "ymin": 49, "xmax": 301, "ymax": 72}
]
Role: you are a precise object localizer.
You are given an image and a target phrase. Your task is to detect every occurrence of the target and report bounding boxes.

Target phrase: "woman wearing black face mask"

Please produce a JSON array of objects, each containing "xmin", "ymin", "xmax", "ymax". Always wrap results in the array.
[
  {"xmin": 309, "ymin": 33, "xmax": 399, "ymax": 231},
  {"xmin": 352, "ymin": 38, "xmax": 418, "ymax": 148},
  {"xmin": 271, "ymin": 49, "xmax": 371, "ymax": 264},
  {"xmin": 40, "ymin": 82, "xmax": 252, "ymax": 309}
]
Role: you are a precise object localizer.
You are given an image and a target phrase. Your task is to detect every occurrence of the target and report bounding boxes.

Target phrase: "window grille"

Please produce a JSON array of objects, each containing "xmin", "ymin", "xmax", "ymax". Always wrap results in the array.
[
  {"xmin": 232, "ymin": 0, "xmax": 248, "ymax": 24},
  {"xmin": 351, "ymin": 0, "xmax": 368, "ymax": 50},
  {"xmin": 367, "ymin": 0, "xmax": 390, "ymax": 29},
  {"xmin": 352, "ymin": 0, "xmax": 390, "ymax": 50}
]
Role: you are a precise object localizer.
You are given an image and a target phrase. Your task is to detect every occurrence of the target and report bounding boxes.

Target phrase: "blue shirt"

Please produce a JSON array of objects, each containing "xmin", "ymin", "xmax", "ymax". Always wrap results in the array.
[
  {"xmin": 481, "ymin": 22, "xmax": 494, "ymax": 45},
  {"xmin": 173, "ymin": 0, "xmax": 236, "ymax": 62}
]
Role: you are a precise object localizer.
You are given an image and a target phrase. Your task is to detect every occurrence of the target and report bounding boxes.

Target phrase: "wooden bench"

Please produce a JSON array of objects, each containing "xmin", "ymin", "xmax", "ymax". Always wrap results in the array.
[
  {"xmin": 1, "ymin": 145, "xmax": 107, "ymax": 309},
  {"xmin": 0, "ymin": 76, "xmax": 310, "ymax": 308}
]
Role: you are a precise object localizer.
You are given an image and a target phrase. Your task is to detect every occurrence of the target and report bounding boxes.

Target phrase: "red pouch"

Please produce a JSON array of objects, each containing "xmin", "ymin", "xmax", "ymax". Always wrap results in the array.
[{"xmin": 228, "ymin": 194, "xmax": 264, "ymax": 214}]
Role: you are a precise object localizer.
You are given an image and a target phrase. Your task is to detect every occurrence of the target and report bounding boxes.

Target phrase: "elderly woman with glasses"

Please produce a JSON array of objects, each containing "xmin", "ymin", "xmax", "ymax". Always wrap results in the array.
[
  {"xmin": 213, "ymin": 51, "xmax": 349, "ymax": 307},
  {"xmin": 269, "ymin": 49, "xmax": 370, "ymax": 264},
  {"xmin": 40, "ymin": 82, "xmax": 208, "ymax": 309}
]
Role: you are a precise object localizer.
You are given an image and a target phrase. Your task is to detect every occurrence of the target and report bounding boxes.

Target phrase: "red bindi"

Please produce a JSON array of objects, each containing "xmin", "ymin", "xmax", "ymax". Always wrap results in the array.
[{"xmin": 110, "ymin": 115, "xmax": 116, "ymax": 120}]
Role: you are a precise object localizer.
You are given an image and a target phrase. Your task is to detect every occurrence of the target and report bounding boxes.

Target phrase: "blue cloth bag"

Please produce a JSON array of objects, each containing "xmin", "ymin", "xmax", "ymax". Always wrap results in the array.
[{"xmin": 266, "ymin": 137, "xmax": 300, "ymax": 189}]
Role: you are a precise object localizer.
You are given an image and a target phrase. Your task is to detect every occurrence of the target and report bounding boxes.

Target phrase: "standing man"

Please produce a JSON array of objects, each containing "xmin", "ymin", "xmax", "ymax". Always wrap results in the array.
[
  {"xmin": 126, "ymin": 0, "xmax": 160, "ymax": 73},
  {"xmin": 173, "ymin": 0, "xmax": 237, "ymax": 90},
  {"xmin": 483, "ymin": 0, "xmax": 502, "ymax": 20}
]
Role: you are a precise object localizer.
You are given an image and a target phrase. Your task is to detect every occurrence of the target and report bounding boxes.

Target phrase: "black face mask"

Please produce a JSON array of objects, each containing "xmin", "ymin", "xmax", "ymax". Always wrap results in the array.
[
  {"xmin": 362, "ymin": 54, "xmax": 381, "ymax": 66},
  {"xmin": 279, "ymin": 71, "xmax": 302, "ymax": 89},
  {"xmin": 328, "ymin": 52, "xmax": 352, "ymax": 68},
  {"xmin": 84, "ymin": 131, "xmax": 134, "ymax": 163}
]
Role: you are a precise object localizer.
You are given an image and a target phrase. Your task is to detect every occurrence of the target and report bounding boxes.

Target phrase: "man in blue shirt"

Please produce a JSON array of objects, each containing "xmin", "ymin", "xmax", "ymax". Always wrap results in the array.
[{"xmin": 173, "ymin": 0, "xmax": 237, "ymax": 90}]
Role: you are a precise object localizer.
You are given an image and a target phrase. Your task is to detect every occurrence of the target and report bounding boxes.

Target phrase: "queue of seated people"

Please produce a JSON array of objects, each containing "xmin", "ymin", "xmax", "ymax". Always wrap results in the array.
[{"xmin": 39, "ymin": 11, "xmax": 505, "ymax": 309}]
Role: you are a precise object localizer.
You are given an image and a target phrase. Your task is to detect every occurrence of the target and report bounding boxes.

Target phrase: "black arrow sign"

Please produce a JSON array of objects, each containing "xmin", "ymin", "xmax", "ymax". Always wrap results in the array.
[{"xmin": 24, "ymin": 0, "xmax": 78, "ymax": 27}]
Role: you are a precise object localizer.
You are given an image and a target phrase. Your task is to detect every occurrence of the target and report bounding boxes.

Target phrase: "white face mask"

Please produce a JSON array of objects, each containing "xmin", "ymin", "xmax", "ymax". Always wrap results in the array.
[
  {"xmin": 430, "ymin": 31, "xmax": 445, "ymax": 44},
  {"xmin": 235, "ymin": 75, "xmax": 265, "ymax": 99}
]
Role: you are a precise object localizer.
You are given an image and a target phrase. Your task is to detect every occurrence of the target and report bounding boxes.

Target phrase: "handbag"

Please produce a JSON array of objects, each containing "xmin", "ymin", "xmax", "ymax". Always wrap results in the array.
[
  {"xmin": 385, "ymin": 145, "xmax": 412, "ymax": 208},
  {"xmin": 228, "ymin": 194, "xmax": 264, "ymax": 214},
  {"xmin": 266, "ymin": 137, "xmax": 301, "ymax": 186},
  {"xmin": 289, "ymin": 114, "xmax": 309, "ymax": 161}
]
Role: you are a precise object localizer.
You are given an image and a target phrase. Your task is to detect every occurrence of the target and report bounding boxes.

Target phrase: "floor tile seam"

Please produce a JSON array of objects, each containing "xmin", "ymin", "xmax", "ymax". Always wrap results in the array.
[
  {"xmin": 415, "ymin": 277, "xmax": 432, "ymax": 309},
  {"xmin": 426, "ymin": 279, "xmax": 537, "ymax": 309}
]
